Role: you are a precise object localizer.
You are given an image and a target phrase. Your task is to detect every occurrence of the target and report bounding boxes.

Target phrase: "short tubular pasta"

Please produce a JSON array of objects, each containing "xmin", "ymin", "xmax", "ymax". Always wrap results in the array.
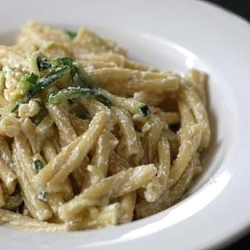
[
  {"xmin": 141, "ymin": 114, "xmax": 164, "ymax": 164},
  {"xmin": 86, "ymin": 68, "xmax": 179, "ymax": 96},
  {"xmin": 58, "ymin": 164, "xmax": 157, "ymax": 222},
  {"xmin": 112, "ymin": 106, "xmax": 141, "ymax": 163},
  {"xmin": 118, "ymin": 192, "xmax": 136, "ymax": 224},
  {"xmin": 12, "ymin": 132, "xmax": 53, "ymax": 220},
  {"xmin": 0, "ymin": 135, "xmax": 13, "ymax": 165},
  {"xmin": 0, "ymin": 208, "xmax": 69, "ymax": 232},
  {"xmin": 0, "ymin": 157, "xmax": 17, "ymax": 194},
  {"xmin": 135, "ymin": 153, "xmax": 200, "ymax": 218},
  {"xmin": 46, "ymin": 103, "xmax": 78, "ymax": 146},
  {"xmin": 185, "ymin": 68, "xmax": 208, "ymax": 106},
  {"xmin": 144, "ymin": 132, "xmax": 171, "ymax": 202},
  {"xmin": 88, "ymin": 129, "xmax": 117, "ymax": 185},
  {"xmin": 0, "ymin": 21, "xmax": 211, "ymax": 232},
  {"xmin": 34, "ymin": 111, "xmax": 109, "ymax": 192},
  {"xmin": 178, "ymin": 84, "xmax": 210, "ymax": 148}
]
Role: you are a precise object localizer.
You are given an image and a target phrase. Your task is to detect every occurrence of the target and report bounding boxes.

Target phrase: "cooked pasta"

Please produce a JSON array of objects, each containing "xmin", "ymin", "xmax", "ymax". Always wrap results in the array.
[{"xmin": 0, "ymin": 21, "xmax": 211, "ymax": 231}]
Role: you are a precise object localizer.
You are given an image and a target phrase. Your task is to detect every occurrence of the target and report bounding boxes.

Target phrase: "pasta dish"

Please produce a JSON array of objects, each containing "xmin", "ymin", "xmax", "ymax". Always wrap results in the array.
[{"xmin": 0, "ymin": 21, "xmax": 211, "ymax": 231}]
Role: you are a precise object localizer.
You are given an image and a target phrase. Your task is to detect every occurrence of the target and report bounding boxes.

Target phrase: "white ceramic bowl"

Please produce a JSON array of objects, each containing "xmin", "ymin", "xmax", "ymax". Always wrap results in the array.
[{"xmin": 0, "ymin": 1, "xmax": 250, "ymax": 249}]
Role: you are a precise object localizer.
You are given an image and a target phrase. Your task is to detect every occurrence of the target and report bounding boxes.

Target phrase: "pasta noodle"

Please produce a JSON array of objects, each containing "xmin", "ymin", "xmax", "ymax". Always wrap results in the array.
[{"xmin": 0, "ymin": 20, "xmax": 211, "ymax": 231}]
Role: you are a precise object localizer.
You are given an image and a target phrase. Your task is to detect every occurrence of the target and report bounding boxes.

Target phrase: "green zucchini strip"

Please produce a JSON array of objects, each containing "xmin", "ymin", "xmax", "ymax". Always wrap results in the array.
[
  {"xmin": 13, "ymin": 55, "xmax": 150, "ymax": 116},
  {"xmin": 49, "ymin": 86, "xmax": 150, "ymax": 116},
  {"xmin": 48, "ymin": 87, "xmax": 111, "ymax": 106},
  {"xmin": 12, "ymin": 65, "xmax": 70, "ymax": 111}
]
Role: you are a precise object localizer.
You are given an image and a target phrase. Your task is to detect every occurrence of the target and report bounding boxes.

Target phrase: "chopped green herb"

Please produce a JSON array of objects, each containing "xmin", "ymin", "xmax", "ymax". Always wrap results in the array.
[
  {"xmin": 64, "ymin": 30, "xmax": 77, "ymax": 39},
  {"xmin": 37, "ymin": 56, "xmax": 52, "ymax": 71},
  {"xmin": 34, "ymin": 159, "xmax": 44, "ymax": 172},
  {"xmin": 33, "ymin": 153, "xmax": 46, "ymax": 172},
  {"xmin": 38, "ymin": 190, "xmax": 47, "ymax": 202},
  {"xmin": 139, "ymin": 104, "xmax": 151, "ymax": 116}
]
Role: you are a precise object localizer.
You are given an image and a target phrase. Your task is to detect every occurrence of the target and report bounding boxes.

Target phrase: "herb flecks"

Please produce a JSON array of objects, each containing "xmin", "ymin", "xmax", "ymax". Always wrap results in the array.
[
  {"xmin": 38, "ymin": 190, "xmax": 47, "ymax": 202},
  {"xmin": 34, "ymin": 159, "xmax": 44, "ymax": 173},
  {"xmin": 37, "ymin": 56, "xmax": 52, "ymax": 71},
  {"xmin": 64, "ymin": 30, "xmax": 77, "ymax": 39}
]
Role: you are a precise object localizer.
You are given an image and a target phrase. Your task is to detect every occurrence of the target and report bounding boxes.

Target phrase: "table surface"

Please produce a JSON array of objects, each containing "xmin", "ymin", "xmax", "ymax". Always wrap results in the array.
[{"xmin": 203, "ymin": 1, "xmax": 250, "ymax": 249}]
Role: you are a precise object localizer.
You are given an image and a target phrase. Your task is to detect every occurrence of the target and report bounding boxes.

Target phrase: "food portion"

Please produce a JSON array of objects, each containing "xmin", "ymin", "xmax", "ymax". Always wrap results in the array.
[{"xmin": 0, "ymin": 21, "xmax": 210, "ymax": 231}]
